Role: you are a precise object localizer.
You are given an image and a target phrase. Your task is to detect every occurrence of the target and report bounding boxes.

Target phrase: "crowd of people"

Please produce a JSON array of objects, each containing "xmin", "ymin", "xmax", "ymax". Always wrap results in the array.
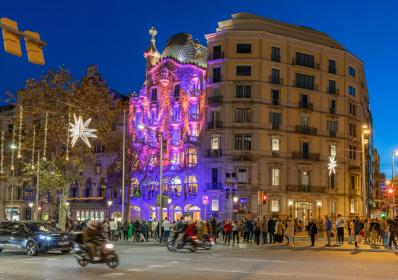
[{"xmin": 66, "ymin": 214, "xmax": 398, "ymax": 249}]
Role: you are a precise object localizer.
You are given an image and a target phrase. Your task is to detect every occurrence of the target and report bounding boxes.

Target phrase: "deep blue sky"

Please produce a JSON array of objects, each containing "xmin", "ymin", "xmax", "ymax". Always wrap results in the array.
[{"xmin": 0, "ymin": 0, "xmax": 397, "ymax": 175}]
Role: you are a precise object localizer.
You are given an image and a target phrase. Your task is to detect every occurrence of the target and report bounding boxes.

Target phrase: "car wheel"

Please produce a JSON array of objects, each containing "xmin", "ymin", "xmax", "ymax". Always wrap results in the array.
[
  {"xmin": 106, "ymin": 253, "xmax": 119, "ymax": 269},
  {"xmin": 61, "ymin": 248, "xmax": 72, "ymax": 254},
  {"xmin": 26, "ymin": 241, "xmax": 39, "ymax": 256},
  {"xmin": 0, "ymin": 248, "xmax": 3, "ymax": 253}
]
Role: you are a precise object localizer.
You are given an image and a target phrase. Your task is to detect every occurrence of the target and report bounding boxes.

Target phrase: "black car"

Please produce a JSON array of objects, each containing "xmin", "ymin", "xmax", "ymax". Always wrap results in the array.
[{"xmin": 0, "ymin": 220, "xmax": 75, "ymax": 256}]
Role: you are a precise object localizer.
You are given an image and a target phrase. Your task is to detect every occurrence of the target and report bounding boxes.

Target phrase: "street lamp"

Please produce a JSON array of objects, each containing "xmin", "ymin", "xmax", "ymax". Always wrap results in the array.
[
  {"xmin": 361, "ymin": 125, "xmax": 370, "ymax": 218},
  {"xmin": 107, "ymin": 200, "xmax": 113, "ymax": 220},
  {"xmin": 288, "ymin": 200, "xmax": 293, "ymax": 217},
  {"xmin": 317, "ymin": 200, "xmax": 322, "ymax": 218},
  {"xmin": 233, "ymin": 196, "xmax": 238, "ymax": 221},
  {"xmin": 202, "ymin": 195, "xmax": 209, "ymax": 221}
]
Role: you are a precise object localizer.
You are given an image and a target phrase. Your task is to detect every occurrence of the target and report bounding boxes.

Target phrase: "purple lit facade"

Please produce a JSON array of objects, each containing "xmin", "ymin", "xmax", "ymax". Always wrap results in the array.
[{"xmin": 128, "ymin": 30, "xmax": 210, "ymax": 221}]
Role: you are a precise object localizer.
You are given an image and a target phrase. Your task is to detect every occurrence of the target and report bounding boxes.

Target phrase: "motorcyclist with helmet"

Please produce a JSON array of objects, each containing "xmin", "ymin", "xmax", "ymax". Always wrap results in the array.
[{"xmin": 83, "ymin": 221, "xmax": 106, "ymax": 261}]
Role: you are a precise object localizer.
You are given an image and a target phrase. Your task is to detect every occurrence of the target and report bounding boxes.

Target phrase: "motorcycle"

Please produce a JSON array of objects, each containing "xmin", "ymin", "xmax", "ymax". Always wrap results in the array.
[
  {"xmin": 198, "ymin": 236, "xmax": 215, "ymax": 250},
  {"xmin": 167, "ymin": 232, "xmax": 199, "ymax": 252},
  {"xmin": 74, "ymin": 241, "xmax": 119, "ymax": 268}
]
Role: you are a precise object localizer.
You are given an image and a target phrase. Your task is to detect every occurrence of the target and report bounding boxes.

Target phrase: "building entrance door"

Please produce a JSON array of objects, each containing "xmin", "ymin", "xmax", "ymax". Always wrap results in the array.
[{"xmin": 295, "ymin": 202, "xmax": 313, "ymax": 230}]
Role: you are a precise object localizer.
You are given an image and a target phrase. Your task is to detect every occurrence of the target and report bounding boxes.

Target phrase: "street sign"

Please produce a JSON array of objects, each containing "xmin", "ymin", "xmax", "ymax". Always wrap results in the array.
[{"xmin": 379, "ymin": 183, "xmax": 386, "ymax": 191}]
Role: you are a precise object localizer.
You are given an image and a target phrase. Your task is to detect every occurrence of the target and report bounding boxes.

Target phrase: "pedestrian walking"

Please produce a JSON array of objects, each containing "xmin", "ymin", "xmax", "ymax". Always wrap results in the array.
[
  {"xmin": 324, "ymin": 215, "xmax": 332, "ymax": 246},
  {"xmin": 388, "ymin": 217, "xmax": 398, "ymax": 249},
  {"xmin": 268, "ymin": 218, "xmax": 276, "ymax": 244},
  {"xmin": 285, "ymin": 216, "xmax": 295, "ymax": 246},
  {"xmin": 353, "ymin": 216, "xmax": 361, "ymax": 248},
  {"xmin": 122, "ymin": 221, "xmax": 129, "ymax": 240},
  {"xmin": 128, "ymin": 220, "xmax": 133, "ymax": 241},
  {"xmin": 232, "ymin": 220, "xmax": 240, "ymax": 244},
  {"xmin": 307, "ymin": 218, "xmax": 318, "ymax": 247},
  {"xmin": 224, "ymin": 220, "xmax": 232, "ymax": 245},
  {"xmin": 336, "ymin": 214, "xmax": 345, "ymax": 245},
  {"xmin": 254, "ymin": 218, "xmax": 261, "ymax": 245},
  {"xmin": 162, "ymin": 217, "xmax": 171, "ymax": 243},
  {"xmin": 261, "ymin": 216, "xmax": 268, "ymax": 244},
  {"xmin": 275, "ymin": 219, "xmax": 284, "ymax": 243}
]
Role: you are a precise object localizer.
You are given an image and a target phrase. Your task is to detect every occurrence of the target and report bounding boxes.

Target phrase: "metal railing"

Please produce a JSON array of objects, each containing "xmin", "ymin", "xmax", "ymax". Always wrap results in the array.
[
  {"xmin": 295, "ymin": 125, "xmax": 317, "ymax": 135},
  {"xmin": 292, "ymin": 151, "xmax": 320, "ymax": 161}
]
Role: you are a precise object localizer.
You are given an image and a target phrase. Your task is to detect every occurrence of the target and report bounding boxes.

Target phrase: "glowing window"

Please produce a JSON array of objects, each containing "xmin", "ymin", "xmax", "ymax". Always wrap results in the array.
[
  {"xmin": 185, "ymin": 175, "xmax": 198, "ymax": 194},
  {"xmin": 171, "ymin": 176, "xmax": 182, "ymax": 196},
  {"xmin": 186, "ymin": 147, "xmax": 197, "ymax": 167}
]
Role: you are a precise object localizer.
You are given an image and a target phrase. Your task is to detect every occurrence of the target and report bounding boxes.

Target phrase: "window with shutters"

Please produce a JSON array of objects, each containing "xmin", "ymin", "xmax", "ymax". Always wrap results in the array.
[
  {"xmin": 295, "ymin": 52, "xmax": 315, "ymax": 68},
  {"xmin": 271, "ymin": 168, "xmax": 280, "ymax": 186},
  {"xmin": 236, "ymin": 85, "xmax": 251, "ymax": 98},
  {"xmin": 235, "ymin": 108, "xmax": 252, "ymax": 123},
  {"xmin": 269, "ymin": 112, "xmax": 281, "ymax": 129}
]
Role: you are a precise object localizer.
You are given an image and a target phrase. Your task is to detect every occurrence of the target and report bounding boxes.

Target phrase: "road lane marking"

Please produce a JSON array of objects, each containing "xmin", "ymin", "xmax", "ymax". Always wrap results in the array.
[
  {"xmin": 193, "ymin": 268, "xmax": 292, "ymax": 277},
  {"xmin": 207, "ymin": 256, "xmax": 288, "ymax": 263}
]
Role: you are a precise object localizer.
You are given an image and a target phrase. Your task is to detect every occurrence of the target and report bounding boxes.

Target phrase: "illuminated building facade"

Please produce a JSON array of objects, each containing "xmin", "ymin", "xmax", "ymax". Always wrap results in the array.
[{"xmin": 129, "ymin": 28, "xmax": 208, "ymax": 221}]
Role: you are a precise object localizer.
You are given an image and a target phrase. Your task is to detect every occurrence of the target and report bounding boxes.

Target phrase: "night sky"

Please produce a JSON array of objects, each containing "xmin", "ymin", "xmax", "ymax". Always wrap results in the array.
[{"xmin": 0, "ymin": 0, "xmax": 397, "ymax": 175}]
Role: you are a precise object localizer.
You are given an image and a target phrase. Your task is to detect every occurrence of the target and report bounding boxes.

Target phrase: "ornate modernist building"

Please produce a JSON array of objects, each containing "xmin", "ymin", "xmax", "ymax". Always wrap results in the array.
[
  {"xmin": 129, "ymin": 28, "xmax": 207, "ymax": 221},
  {"xmin": 204, "ymin": 13, "xmax": 376, "ymax": 221}
]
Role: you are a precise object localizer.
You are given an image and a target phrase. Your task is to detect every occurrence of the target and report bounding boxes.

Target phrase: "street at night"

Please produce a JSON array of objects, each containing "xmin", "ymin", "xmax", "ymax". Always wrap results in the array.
[
  {"xmin": 2, "ymin": 1, "xmax": 398, "ymax": 279},
  {"xmin": 1, "ymin": 243, "xmax": 398, "ymax": 280}
]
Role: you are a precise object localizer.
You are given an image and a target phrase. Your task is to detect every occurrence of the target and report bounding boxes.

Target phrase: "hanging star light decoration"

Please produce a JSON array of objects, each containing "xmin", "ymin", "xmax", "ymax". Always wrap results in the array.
[
  {"xmin": 328, "ymin": 155, "xmax": 337, "ymax": 176},
  {"xmin": 69, "ymin": 114, "xmax": 97, "ymax": 148}
]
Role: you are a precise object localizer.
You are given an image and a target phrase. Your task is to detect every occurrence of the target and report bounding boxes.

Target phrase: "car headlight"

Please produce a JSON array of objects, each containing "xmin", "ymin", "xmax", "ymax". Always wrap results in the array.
[
  {"xmin": 105, "ymin": 243, "xmax": 114, "ymax": 249},
  {"xmin": 38, "ymin": 235, "xmax": 52, "ymax": 241}
]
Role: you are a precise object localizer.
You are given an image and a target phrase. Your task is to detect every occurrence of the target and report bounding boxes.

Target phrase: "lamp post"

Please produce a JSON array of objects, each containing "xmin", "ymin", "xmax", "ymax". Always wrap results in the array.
[
  {"xmin": 233, "ymin": 196, "xmax": 238, "ymax": 221},
  {"xmin": 28, "ymin": 202, "xmax": 33, "ymax": 220},
  {"xmin": 392, "ymin": 150, "xmax": 398, "ymax": 217},
  {"xmin": 107, "ymin": 200, "xmax": 113, "ymax": 220},
  {"xmin": 361, "ymin": 125, "xmax": 370, "ymax": 219},
  {"xmin": 121, "ymin": 109, "xmax": 126, "ymax": 223},
  {"xmin": 202, "ymin": 195, "xmax": 209, "ymax": 221},
  {"xmin": 317, "ymin": 200, "xmax": 322, "ymax": 218},
  {"xmin": 288, "ymin": 200, "xmax": 293, "ymax": 217}
]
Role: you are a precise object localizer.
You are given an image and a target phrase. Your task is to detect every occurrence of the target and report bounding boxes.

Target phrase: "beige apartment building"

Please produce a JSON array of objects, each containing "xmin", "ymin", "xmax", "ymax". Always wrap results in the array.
[{"xmin": 204, "ymin": 13, "xmax": 374, "ymax": 222}]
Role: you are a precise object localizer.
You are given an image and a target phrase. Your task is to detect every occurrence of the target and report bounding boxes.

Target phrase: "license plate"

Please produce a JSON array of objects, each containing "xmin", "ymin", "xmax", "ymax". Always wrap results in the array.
[
  {"xmin": 58, "ymin": 241, "xmax": 69, "ymax": 246},
  {"xmin": 210, "ymin": 241, "xmax": 215, "ymax": 245}
]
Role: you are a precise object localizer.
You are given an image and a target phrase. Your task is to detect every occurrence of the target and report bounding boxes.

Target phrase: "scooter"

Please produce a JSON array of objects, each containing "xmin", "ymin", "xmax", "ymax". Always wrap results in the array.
[
  {"xmin": 167, "ymin": 232, "xmax": 199, "ymax": 252},
  {"xmin": 198, "ymin": 236, "xmax": 215, "ymax": 250},
  {"xmin": 74, "ymin": 241, "xmax": 119, "ymax": 268}
]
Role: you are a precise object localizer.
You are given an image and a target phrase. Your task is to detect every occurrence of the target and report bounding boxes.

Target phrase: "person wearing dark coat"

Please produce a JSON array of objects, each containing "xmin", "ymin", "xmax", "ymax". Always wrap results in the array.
[
  {"xmin": 268, "ymin": 218, "xmax": 276, "ymax": 244},
  {"xmin": 307, "ymin": 218, "xmax": 318, "ymax": 247}
]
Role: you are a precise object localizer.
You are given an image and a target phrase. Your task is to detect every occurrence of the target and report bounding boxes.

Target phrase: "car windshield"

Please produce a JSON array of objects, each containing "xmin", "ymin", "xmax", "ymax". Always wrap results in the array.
[{"xmin": 27, "ymin": 223, "xmax": 60, "ymax": 233}]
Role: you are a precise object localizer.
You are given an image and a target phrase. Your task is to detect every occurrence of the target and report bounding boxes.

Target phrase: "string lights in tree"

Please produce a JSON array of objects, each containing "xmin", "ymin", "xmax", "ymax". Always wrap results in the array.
[
  {"xmin": 43, "ymin": 112, "xmax": 48, "ymax": 161},
  {"xmin": 10, "ymin": 124, "xmax": 16, "ymax": 171},
  {"xmin": 31, "ymin": 125, "xmax": 36, "ymax": 169},
  {"xmin": 0, "ymin": 130, "xmax": 4, "ymax": 174},
  {"xmin": 17, "ymin": 105, "xmax": 23, "ymax": 159},
  {"xmin": 69, "ymin": 113, "xmax": 97, "ymax": 148},
  {"xmin": 65, "ymin": 112, "xmax": 70, "ymax": 161}
]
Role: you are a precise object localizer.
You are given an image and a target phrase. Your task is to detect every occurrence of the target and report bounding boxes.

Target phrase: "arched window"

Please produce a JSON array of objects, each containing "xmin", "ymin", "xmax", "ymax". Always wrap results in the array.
[
  {"xmin": 171, "ymin": 176, "xmax": 182, "ymax": 197},
  {"xmin": 171, "ymin": 151, "xmax": 184, "ymax": 166},
  {"xmin": 162, "ymin": 177, "xmax": 171, "ymax": 194},
  {"xmin": 186, "ymin": 147, "xmax": 197, "ymax": 167},
  {"xmin": 185, "ymin": 175, "xmax": 198, "ymax": 195}
]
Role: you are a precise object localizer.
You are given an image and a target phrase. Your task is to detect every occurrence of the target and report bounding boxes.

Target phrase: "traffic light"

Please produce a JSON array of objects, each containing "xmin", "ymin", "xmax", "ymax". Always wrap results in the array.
[
  {"xmin": 388, "ymin": 188, "xmax": 394, "ymax": 194},
  {"xmin": 24, "ymin": 31, "xmax": 45, "ymax": 65},
  {"xmin": 0, "ymin": 17, "xmax": 22, "ymax": 57},
  {"xmin": 262, "ymin": 194, "xmax": 267, "ymax": 205}
]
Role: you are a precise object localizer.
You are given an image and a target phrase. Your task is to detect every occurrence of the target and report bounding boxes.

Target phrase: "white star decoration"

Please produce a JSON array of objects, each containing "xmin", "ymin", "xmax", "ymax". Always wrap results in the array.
[
  {"xmin": 69, "ymin": 114, "xmax": 97, "ymax": 148},
  {"xmin": 328, "ymin": 155, "xmax": 337, "ymax": 176}
]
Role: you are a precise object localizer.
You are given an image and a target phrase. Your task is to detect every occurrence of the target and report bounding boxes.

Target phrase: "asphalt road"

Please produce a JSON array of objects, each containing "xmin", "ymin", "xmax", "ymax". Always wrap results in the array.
[{"xmin": 0, "ymin": 243, "xmax": 398, "ymax": 280}]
